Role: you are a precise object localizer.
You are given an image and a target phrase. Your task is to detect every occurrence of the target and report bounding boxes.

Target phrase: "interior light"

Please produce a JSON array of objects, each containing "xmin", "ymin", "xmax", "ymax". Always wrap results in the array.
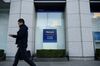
[
  {"xmin": 93, "ymin": 13, "xmax": 100, "ymax": 19},
  {"xmin": 51, "ymin": 20, "xmax": 59, "ymax": 27}
]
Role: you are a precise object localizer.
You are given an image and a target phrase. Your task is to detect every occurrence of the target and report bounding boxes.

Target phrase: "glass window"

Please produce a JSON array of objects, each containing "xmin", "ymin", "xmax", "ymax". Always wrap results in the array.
[
  {"xmin": 48, "ymin": 13, "xmax": 64, "ymax": 27},
  {"xmin": 90, "ymin": 0, "xmax": 100, "ymax": 49},
  {"xmin": 92, "ymin": 13, "xmax": 100, "ymax": 49},
  {"xmin": 35, "ymin": 12, "xmax": 65, "ymax": 50},
  {"xmin": 37, "ymin": 13, "xmax": 47, "ymax": 28},
  {"xmin": 0, "ymin": 10, "xmax": 9, "ymax": 50}
]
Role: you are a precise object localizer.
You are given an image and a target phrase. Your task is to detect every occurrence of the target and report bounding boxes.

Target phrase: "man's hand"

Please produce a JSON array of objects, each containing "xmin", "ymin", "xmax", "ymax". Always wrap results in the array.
[
  {"xmin": 9, "ymin": 34, "xmax": 14, "ymax": 37},
  {"xmin": 9, "ymin": 34, "xmax": 17, "ymax": 38}
]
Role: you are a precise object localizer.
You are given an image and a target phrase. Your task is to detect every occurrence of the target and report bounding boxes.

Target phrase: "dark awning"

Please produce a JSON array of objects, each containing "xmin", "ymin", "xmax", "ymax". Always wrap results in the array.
[
  {"xmin": 0, "ymin": 0, "xmax": 10, "ymax": 9},
  {"xmin": 35, "ymin": 2, "xmax": 66, "ymax": 12},
  {"xmin": 90, "ymin": 2, "xmax": 100, "ymax": 12},
  {"xmin": 90, "ymin": 0, "xmax": 100, "ymax": 12}
]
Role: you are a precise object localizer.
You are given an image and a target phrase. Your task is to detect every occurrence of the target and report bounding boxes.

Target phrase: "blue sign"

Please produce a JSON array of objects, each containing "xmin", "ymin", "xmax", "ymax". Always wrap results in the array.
[
  {"xmin": 94, "ymin": 32, "xmax": 100, "ymax": 40},
  {"xmin": 43, "ymin": 29, "xmax": 57, "ymax": 42}
]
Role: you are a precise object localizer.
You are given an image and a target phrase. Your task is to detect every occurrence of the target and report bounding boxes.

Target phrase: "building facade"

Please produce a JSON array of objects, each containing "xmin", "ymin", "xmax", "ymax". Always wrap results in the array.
[{"xmin": 1, "ymin": 0, "xmax": 100, "ymax": 60}]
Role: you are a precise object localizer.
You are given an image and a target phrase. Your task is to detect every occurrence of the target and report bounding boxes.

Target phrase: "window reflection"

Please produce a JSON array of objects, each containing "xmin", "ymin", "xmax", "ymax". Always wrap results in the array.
[
  {"xmin": 37, "ymin": 13, "xmax": 47, "ymax": 28},
  {"xmin": 92, "ymin": 13, "xmax": 100, "ymax": 30},
  {"xmin": 93, "ymin": 13, "xmax": 100, "ymax": 19},
  {"xmin": 36, "ymin": 12, "xmax": 64, "ymax": 28}
]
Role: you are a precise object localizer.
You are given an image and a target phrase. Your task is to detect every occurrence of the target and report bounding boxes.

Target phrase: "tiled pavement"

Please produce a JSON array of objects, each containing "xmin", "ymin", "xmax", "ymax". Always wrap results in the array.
[{"xmin": 0, "ymin": 60, "xmax": 100, "ymax": 66}]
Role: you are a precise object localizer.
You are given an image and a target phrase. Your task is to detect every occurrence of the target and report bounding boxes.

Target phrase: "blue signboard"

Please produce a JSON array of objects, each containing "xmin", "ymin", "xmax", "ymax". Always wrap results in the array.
[
  {"xmin": 94, "ymin": 32, "xmax": 100, "ymax": 40},
  {"xmin": 43, "ymin": 29, "xmax": 57, "ymax": 42}
]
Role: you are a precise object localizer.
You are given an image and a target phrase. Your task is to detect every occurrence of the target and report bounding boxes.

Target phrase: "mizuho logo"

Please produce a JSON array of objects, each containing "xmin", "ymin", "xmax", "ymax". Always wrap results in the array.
[{"xmin": 46, "ymin": 31, "xmax": 54, "ymax": 34}]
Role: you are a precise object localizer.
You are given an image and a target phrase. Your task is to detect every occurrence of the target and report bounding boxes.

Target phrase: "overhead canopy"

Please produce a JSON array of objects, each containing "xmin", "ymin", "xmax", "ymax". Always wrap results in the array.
[
  {"xmin": 35, "ymin": 3, "xmax": 66, "ymax": 12},
  {"xmin": 90, "ymin": 0, "xmax": 100, "ymax": 12},
  {"xmin": 0, "ymin": 0, "xmax": 10, "ymax": 9},
  {"xmin": 90, "ymin": 3, "xmax": 100, "ymax": 12}
]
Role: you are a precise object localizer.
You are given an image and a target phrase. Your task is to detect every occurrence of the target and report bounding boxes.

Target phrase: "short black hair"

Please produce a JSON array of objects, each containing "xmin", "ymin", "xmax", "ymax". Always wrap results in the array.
[{"xmin": 18, "ymin": 18, "xmax": 25, "ymax": 24}]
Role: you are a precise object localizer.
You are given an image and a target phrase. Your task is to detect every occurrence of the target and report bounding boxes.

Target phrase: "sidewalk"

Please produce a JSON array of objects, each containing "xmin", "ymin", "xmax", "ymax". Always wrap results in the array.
[{"xmin": 0, "ymin": 60, "xmax": 100, "ymax": 66}]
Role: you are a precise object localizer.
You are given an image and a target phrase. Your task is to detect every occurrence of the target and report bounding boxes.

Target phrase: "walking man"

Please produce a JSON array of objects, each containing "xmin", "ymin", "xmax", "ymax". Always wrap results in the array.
[{"xmin": 9, "ymin": 18, "xmax": 36, "ymax": 66}]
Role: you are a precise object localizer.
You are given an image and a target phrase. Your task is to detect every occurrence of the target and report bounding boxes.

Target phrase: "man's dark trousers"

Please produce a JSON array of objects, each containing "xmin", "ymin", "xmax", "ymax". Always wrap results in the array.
[{"xmin": 13, "ymin": 47, "xmax": 36, "ymax": 66}]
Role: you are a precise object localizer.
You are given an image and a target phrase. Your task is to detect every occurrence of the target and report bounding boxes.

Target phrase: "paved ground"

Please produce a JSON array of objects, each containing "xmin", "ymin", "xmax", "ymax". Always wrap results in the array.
[{"xmin": 0, "ymin": 60, "xmax": 100, "ymax": 66}]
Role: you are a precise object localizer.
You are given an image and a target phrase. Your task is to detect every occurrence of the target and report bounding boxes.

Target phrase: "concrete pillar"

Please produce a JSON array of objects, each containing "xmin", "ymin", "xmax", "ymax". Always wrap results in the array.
[
  {"xmin": 66, "ymin": 0, "xmax": 82, "ymax": 58},
  {"xmin": 7, "ymin": 0, "xmax": 35, "ymax": 57},
  {"xmin": 66, "ymin": 0, "xmax": 94, "ymax": 60},
  {"xmin": 80, "ymin": 0, "xmax": 94, "ymax": 59}
]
